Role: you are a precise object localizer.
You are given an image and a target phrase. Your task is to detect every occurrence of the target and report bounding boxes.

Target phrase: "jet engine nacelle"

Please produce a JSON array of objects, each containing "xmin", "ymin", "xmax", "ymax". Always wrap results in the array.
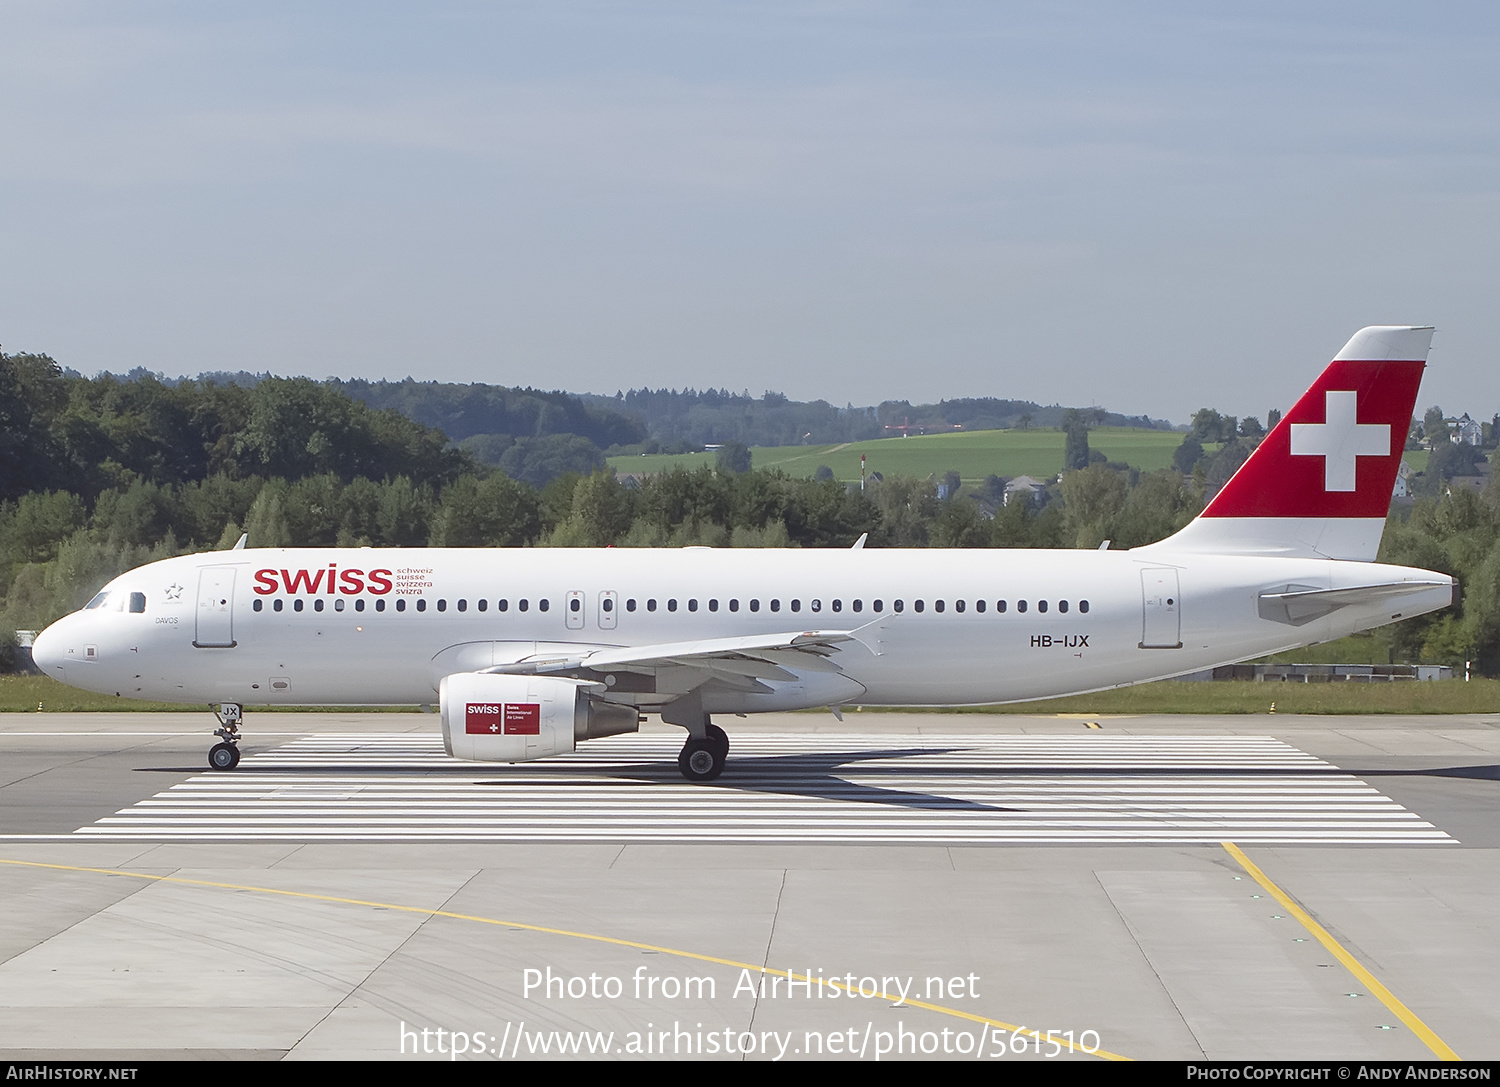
[{"xmin": 439, "ymin": 672, "xmax": 640, "ymax": 762}]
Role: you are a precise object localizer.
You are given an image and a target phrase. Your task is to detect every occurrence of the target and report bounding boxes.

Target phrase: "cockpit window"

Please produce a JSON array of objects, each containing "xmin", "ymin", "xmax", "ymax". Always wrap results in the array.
[
  {"xmin": 128, "ymin": 592, "xmax": 146, "ymax": 614},
  {"xmin": 85, "ymin": 592, "xmax": 110, "ymax": 610}
]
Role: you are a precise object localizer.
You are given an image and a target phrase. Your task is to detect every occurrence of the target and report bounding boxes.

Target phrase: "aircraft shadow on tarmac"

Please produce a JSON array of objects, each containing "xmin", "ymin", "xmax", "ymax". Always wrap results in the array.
[
  {"xmin": 130, "ymin": 749, "xmax": 1500, "ymax": 812},
  {"xmin": 135, "ymin": 747, "xmax": 1023, "ymax": 812}
]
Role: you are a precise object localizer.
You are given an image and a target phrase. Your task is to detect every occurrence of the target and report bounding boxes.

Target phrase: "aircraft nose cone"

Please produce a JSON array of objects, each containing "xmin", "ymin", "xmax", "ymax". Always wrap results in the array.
[{"xmin": 30, "ymin": 623, "xmax": 66, "ymax": 678}]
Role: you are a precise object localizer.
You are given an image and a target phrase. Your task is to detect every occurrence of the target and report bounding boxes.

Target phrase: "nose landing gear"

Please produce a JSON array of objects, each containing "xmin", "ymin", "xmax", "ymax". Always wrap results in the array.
[{"xmin": 207, "ymin": 702, "xmax": 243, "ymax": 771}]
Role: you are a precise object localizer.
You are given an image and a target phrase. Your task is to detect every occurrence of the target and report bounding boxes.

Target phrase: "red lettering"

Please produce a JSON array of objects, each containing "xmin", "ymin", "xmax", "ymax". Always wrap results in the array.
[
  {"xmin": 281, "ymin": 569, "xmax": 325, "ymax": 594},
  {"xmin": 340, "ymin": 568, "xmax": 365, "ymax": 594},
  {"xmin": 367, "ymin": 569, "xmax": 393, "ymax": 595},
  {"xmin": 253, "ymin": 569, "xmax": 279, "ymax": 595}
]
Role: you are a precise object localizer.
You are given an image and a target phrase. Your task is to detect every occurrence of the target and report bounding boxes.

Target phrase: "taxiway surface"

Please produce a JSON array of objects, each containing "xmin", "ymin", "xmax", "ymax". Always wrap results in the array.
[{"xmin": 1, "ymin": 709, "xmax": 1497, "ymax": 1061}]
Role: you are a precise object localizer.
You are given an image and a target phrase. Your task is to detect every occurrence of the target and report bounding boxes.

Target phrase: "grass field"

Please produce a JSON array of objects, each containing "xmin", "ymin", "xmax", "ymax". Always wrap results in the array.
[
  {"xmin": 3, "ymin": 674, "xmax": 1495, "ymax": 717},
  {"xmin": 609, "ymin": 427, "xmax": 1195, "ymax": 484}
]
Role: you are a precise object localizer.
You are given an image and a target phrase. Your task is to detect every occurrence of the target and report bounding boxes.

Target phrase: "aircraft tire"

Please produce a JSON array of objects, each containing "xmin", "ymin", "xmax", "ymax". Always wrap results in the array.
[
  {"xmin": 208, "ymin": 742, "xmax": 239, "ymax": 771},
  {"xmin": 705, "ymin": 723, "xmax": 729, "ymax": 757},
  {"xmin": 678, "ymin": 737, "xmax": 724, "ymax": 783}
]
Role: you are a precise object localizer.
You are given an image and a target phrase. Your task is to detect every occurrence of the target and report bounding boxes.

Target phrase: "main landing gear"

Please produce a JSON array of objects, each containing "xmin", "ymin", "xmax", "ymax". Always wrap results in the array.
[
  {"xmin": 677, "ymin": 722, "xmax": 729, "ymax": 783},
  {"xmin": 207, "ymin": 702, "xmax": 243, "ymax": 771}
]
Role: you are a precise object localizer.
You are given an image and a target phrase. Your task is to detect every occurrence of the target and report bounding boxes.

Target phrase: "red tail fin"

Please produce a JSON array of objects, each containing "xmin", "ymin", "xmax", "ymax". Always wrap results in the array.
[{"xmin": 1143, "ymin": 326, "xmax": 1432, "ymax": 561}]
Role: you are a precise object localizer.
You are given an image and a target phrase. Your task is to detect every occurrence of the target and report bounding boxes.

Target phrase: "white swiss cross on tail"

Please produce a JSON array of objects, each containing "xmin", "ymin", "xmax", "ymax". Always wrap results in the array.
[
  {"xmin": 1290, "ymin": 390, "xmax": 1390, "ymax": 492},
  {"xmin": 1140, "ymin": 326, "xmax": 1432, "ymax": 562}
]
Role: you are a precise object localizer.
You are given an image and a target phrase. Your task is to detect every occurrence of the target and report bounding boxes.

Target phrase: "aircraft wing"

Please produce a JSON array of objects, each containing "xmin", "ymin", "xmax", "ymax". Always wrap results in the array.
[{"xmin": 482, "ymin": 623, "xmax": 884, "ymax": 695}]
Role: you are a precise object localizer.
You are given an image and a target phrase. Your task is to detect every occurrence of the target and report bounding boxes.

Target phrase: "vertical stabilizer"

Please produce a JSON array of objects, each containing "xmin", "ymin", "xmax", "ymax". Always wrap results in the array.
[{"xmin": 1140, "ymin": 326, "xmax": 1432, "ymax": 561}]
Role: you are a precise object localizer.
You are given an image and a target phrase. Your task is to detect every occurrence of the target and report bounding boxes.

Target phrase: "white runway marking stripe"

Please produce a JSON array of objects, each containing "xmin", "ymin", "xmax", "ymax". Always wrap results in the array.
[{"xmin": 74, "ymin": 734, "xmax": 1455, "ymax": 844}]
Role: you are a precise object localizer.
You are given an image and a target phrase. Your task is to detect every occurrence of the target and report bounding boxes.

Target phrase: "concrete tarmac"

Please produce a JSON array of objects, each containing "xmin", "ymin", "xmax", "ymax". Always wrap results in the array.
[{"xmin": 1, "ymin": 709, "xmax": 1498, "ymax": 1062}]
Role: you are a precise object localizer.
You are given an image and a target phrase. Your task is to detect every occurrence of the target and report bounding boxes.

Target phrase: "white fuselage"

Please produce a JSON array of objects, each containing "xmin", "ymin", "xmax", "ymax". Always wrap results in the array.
[{"xmin": 31, "ymin": 546, "xmax": 1454, "ymax": 712}]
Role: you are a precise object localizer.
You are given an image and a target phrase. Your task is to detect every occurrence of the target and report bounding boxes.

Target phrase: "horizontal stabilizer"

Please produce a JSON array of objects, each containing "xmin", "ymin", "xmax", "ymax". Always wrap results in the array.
[{"xmin": 1258, "ymin": 578, "xmax": 1454, "ymax": 626}]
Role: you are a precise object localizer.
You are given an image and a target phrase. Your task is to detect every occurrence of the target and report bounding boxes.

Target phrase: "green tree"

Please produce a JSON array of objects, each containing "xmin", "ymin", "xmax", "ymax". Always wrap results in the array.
[
  {"xmin": 715, "ymin": 441, "xmax": 752, "ymax": 474},
  {"xmin": 1060, "ymin": 464, "xmax": 1127, "ymax": 548},
  {"xmin": 1062, "ymin": 410, "xmax": 1090, "ymax": 472}
]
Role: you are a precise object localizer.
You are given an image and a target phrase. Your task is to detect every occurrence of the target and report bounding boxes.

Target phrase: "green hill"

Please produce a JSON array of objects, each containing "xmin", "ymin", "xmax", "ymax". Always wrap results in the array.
[{"xmin": 608, "ymin": 427, "xmax": 1189, "ymax": 484}]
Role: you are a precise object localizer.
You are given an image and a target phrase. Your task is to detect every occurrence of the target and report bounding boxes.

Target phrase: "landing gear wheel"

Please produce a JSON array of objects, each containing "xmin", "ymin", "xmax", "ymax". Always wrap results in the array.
[
  {"xmin": 678, "ymin": 737, "xmax": 725, "ymax": 783},
  {"xmin": 705, "ymin": 723, "xmax": 729, "ymax": 758},
  {"xmin": 209, "ymin": 702, "xmax": 243, "ymax": 771},
  {"xmin": 208, "ymin": 742, "xmax": 240, "ymax": 771}
]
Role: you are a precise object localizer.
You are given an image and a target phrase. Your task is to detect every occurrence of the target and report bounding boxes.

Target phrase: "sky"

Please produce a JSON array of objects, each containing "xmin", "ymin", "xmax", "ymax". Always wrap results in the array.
[{"xmin": 3, "ymin": 1, "xmax": 1498, "ymax": 424}]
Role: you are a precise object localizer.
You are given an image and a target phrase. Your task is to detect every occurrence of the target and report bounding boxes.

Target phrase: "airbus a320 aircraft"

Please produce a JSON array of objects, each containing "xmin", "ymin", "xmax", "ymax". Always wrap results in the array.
[{"xmin": 31, "ymin": 326, "xmax": 1454, "ymax": 782}]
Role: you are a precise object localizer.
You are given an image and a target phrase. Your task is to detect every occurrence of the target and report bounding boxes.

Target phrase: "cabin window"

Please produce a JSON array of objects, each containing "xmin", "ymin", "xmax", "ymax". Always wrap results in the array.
[
  {"xmin": 498, "ymin": 599, "xmax": 508, "ymax": 612},
  {"xmin": 1058, "ymin": 600, "xmax": 1069, "ymax": 613},
  {"xmin": 729, "ymin": 599, "xmax": 739, "ymax": 612},
  {"xmin": 627, "ymin": 599, "xmax": 637, "ymax": 612},
  {"xmin": 934, "ymin": 600, "xmax": 944, "ymax": 613},
  {"xmin": 456, "ymin": 599, "xmax": 467, "ymax": 612},
  {"xmin": 314, "ymin": 599, "xmax": 325, "ymax": 613},
  {"xmin": 893, "ymin": 600, "xmax": 903, "ymax": 613},
  {"xmin": 647, "ymin": 599, "xmax": 657, "ymax": 612},
  {"xmin": 791, "ymin": 599, "xmax": 801, "ymax": 613},
  {"xmin": 416, "ymin": 599, "xmax": 427, "ymax": 613},
  {"xmin": 252, "ymin": 599, "xmax": 262, "ymax": 612},
  {"xmin": 294, "ymin": 599, "xmax": 305, "ymax": 613},
  {"xmin": 708, "ymin": 599, "xmax": 718, "ymax": 612},
  {"xmin": 667, "ymin": 599, "xmax": 678, "ymax": 612},
  {"xmin": 519, "ymin": 599, "xmax": 529, "ymax": 612},
  {"xmin": 1038, "ymin": 600, "xmax": 1048, "ymax": 613},
  {"xmin": 852, "ymin": 600, "xmax": 862, "ymax": 612},
  {"xmin": 436, "ymin": 599, "xmax": 447, "ymax": 612},
  {"xmin": 975, "ymin": 600, "xmax": 985, "ymax": 613},
  {"xmin": 477, "ymin": 599, "xmax": 487, "ymax": 612},
  {"xmin": 603, "ymin": 597, "xmax": 614, "ymax": 613},
  {"xmin": 874, "ymin": 599, "xmax": 884, "ymax": 613},
  {"xmin": 688, "ymin": 599, "xmax": 698, "ymax": 612},
  {"xmin": 396, "ymin": 599, "xmax": 406, "ymax": 612},
  {"xmin": 810, "ymin": 599, "xmax": 821, "ymax": 613},
  {"xmin": 375, "ymin": 599, "xmax": 385, "ymax": 612},
  {"xmin": 334, "ymin": 598, "xmax": 345, "ymax": 612},
  {"xmin": 569, "ymin": 597, "xmax": 581, "ymax": 613},
  {"xmin": 832, "ymin": 599, "xmax": 842, "ymax": 612},
  {"xmin": 539, "ymin": 599, "xmax": 549, "ymax": 612},
  {"xmin": 955, "ymin": 600, "xmax": 964, "ymax": 613},
  {"xmin": 274, "ymin": 599, "xmax": 284, "ymax": 612},
  {"xmin": 770, "ymin": 599, "xmax": 781, "ymax": 612},
  {"xmin": 356, "ymin": 598, "xmax": 366, "ymax": 612},
  {"xmin": 1080, "ymin": 600, "xmax": 1090, "ymax": 613},
  {"xmin": 1017, "ymin": 600, "xmax": 1028, "ymax": 613},
  {"xmin": 997, "ymin": 600, "xmax": 1007, "ymax": 613}
]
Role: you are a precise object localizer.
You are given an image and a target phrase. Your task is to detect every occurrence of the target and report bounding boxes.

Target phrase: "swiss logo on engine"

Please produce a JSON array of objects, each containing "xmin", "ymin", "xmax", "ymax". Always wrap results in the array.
[
  {"xmin": 504, "ymin": 703, "xmax": 541, "ymax": 735},
  {"xmin": 465, "ymin": 702, "xmax": 504, "ymax": 734}
]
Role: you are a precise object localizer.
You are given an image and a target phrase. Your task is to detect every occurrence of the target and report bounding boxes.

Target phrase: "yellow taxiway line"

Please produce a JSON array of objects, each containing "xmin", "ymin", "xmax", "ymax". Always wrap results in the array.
[
  {"xmin": 1, "ymin": 856, "xmax": 1130, "ymax": 1061},
  {"xmin": 1221, "ymin": 842, "xmax": 1459, "ymax": 1061}
]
